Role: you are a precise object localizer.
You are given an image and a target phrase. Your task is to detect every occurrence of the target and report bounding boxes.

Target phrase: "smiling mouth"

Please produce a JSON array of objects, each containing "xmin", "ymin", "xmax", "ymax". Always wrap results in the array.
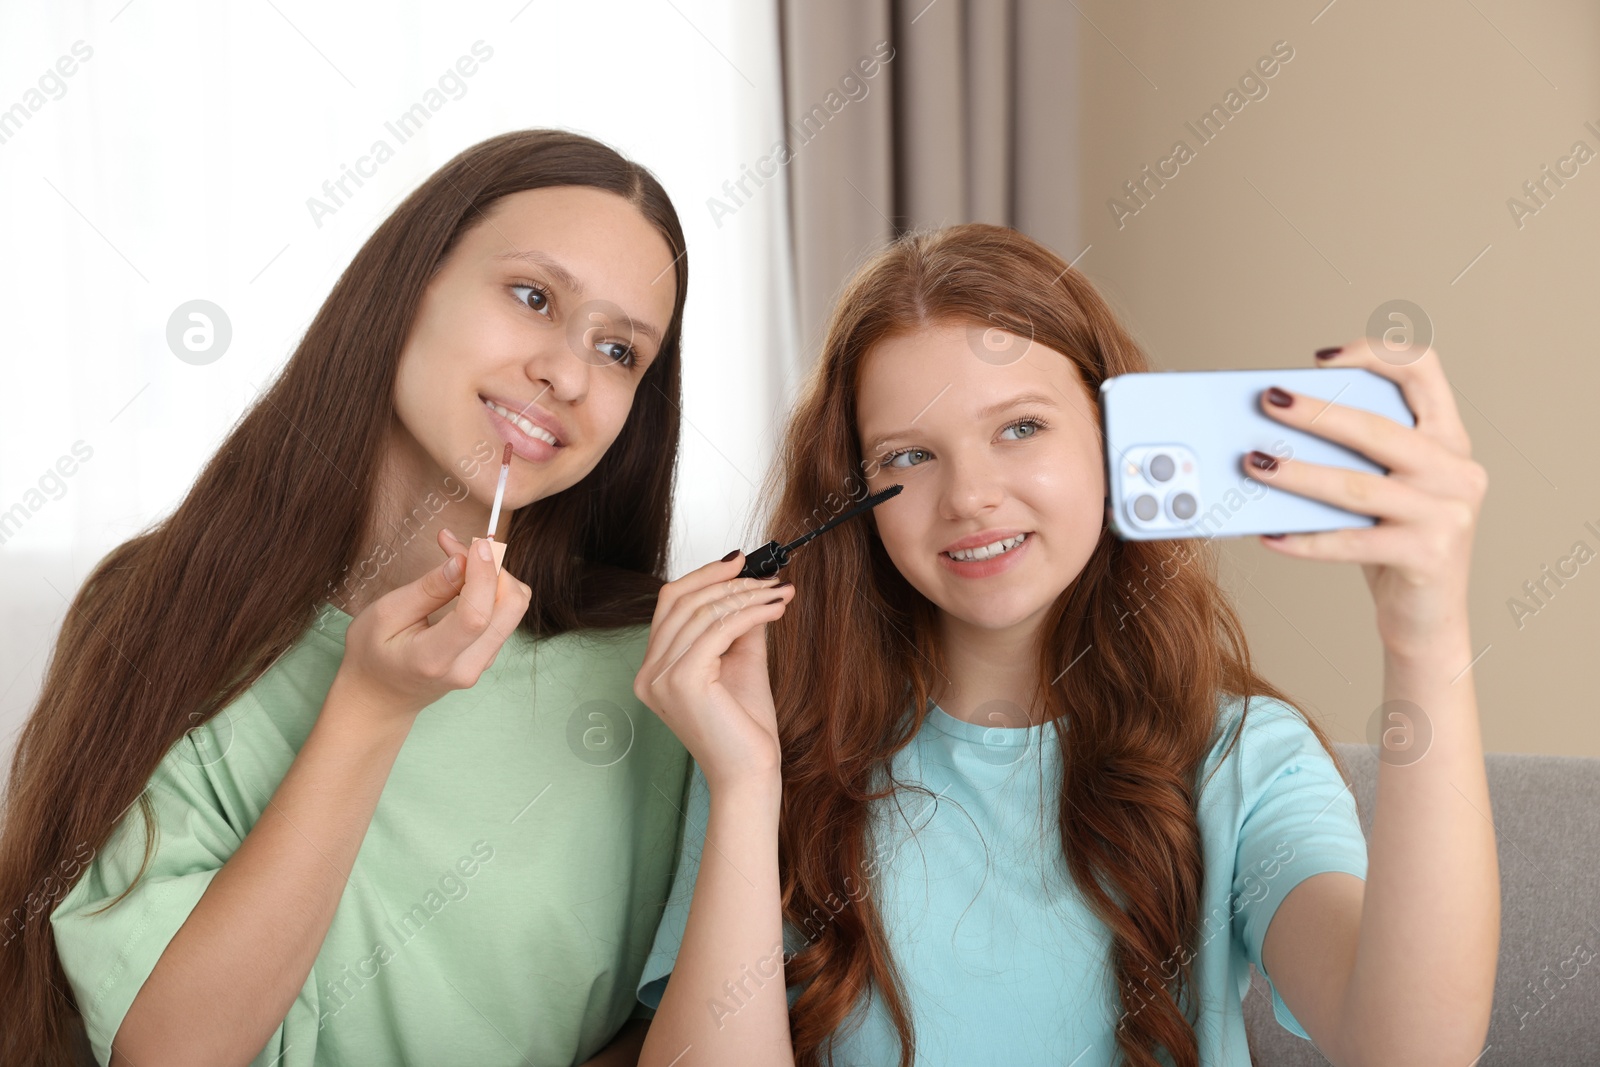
[
  {"xmin": 944, "ymin": 532, "xmax": 1030, "ymax": 562},
  {"xmin": 482, "ymin": 397, "xmax": 560, "ymax": 447}
]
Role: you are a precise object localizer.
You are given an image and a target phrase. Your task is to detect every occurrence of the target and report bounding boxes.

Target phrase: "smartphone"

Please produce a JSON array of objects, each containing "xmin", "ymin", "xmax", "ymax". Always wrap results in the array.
[{"xmin": 1099, "ymin": 367, "xmax": 1415, "ymax": 541}]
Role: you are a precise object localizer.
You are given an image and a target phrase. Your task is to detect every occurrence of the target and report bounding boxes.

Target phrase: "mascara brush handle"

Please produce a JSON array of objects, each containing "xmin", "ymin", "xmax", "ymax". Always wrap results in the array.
[{"xmin": 736, "ymin": 541, "xmax": 788, "ymax": 580}]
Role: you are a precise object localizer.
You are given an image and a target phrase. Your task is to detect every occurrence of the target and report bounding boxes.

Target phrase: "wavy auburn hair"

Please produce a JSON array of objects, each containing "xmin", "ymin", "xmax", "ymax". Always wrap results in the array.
[
  {"xmin": 0, "ymin": 129, "xmax": 688, "ymax": 1066},
  {"xmin": 764, "ymin": 223, "xmax": 1344, "ymax": 1067}
]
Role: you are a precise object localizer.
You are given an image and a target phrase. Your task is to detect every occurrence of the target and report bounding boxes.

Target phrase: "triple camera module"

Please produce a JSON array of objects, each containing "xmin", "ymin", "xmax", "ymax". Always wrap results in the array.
[{"xmin": 1118, "ymin": 445, "xmax": 1201, "ymax": 532}]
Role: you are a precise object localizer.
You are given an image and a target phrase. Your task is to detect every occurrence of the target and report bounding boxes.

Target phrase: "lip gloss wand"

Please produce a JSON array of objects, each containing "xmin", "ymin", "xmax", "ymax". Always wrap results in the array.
[{"xmin": 472, "ymin": 443, "xmax": 513, "ymax": 574}]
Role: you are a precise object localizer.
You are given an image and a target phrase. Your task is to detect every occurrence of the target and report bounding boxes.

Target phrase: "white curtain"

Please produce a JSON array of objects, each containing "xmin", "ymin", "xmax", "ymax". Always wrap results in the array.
[{"xmin": 0, "ymin": 0, "xmax": 801, "ymax": 763}]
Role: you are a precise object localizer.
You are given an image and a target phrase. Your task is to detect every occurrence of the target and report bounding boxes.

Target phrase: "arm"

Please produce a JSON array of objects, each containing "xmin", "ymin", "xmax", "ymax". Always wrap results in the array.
[
  {"xmin": 631, "ymin": 552, "xmax": 798, "ymax": 1067},
  {"xmin": 1264, "ymin": 643, "xmax": 1497, "ymax": 1065},
  {"xmin": 113, "ymin": 532, "xmax": 531, "ymax": 1066},
  {"xmin": 111, "ymin": 675, "xmax": 415, "ymax": 1067},
  {"xmin": 1250, "ymin": 340, "xmax": 1498, "ymax": 1066},
  {"xmin": 639, "ymin": 774, "xmax": 790, "ymax": 1067}
]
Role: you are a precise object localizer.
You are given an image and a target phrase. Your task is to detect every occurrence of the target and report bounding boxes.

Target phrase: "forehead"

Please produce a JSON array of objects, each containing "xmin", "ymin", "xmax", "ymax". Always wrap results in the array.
[
  {"xmin": 460, "ymin": 185, "xmax": 678, "ymax": 317},
  {"xmin": 856, "ymin": 321, "xmax": 1089, "ymax": 431}
]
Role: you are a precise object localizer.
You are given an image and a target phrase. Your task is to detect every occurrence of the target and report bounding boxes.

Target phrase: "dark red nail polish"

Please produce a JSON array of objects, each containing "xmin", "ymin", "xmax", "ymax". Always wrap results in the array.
[
  {"xmin": 1264, "ymin": 533, "xmax": 1286, "ymax": 540},
  {"xmin": 1266, "ymin": 387, "xmax": 1293, "ymax": 408},
  {"xmin": 1315, "ymin": 347, "xmax": 1342, "ymax": 360},
  {"xmin": 721, "ymin": 549, "xmax": 741, "ymax": 562},
  {"xmin": 774, "ymin": 581, "xmax": 793, "ymax": 589},
  {"xmin": 1248, "ymin": 450, "xmax": 1279, "ymax": 471}
]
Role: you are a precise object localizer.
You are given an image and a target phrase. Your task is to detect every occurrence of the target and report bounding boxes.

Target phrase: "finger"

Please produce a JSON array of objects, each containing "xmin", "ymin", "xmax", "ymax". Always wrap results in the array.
[
  {"xmin": 438, "ymin": 527, "xmax": 469, "ymax": 558},
  {"xmin": 644, "ymin": 589, "xmax": 793, "ymax": 696},
  {"xmin": 652, "ymin": 551, "xmax": 754, "ymax": 629},
  {"xmin": 645, "ymin": 584, "xmax": 793, "ymax": 688},
  {"xmin": 369, "ymin": 550, "xmax": 467, "ymax": 633},
  {"xmin": 449, "ymin": 565, "xmax": 534, "ymax": 678},
  {"xmin": 650, "ymin": 569, "xmax": 782, "ymax": 658},
  {"xmin": 1315, "ymin": 339, "xmax": 1472, "ymax": 457},
  {"xmin": 413, "ymin": 534, "xmax": 503, "ymax": 666},
  {"xmin": 1258, "ymin": 522, "xmax": 1418, "ymax": 568},
  {"xmin": 1256, "ymin": 383, "xmax": 1458, "ymax": 484},
  {"xmin": 1241, "ymin": 450, "xmax": 1433, "ymax": 524}
]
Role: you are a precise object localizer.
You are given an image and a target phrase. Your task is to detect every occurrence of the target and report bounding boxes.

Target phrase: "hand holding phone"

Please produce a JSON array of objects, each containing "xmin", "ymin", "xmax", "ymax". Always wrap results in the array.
[{"xmin": 1099, "ymin": 366, "xmax": 1415, "ymax": 541}]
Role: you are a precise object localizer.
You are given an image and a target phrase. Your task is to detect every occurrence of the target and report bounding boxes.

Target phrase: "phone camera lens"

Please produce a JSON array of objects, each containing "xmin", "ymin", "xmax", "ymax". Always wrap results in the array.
[
  {"xmin": 1147, "ymin": 454, "xmax": 1175, "ymax": 482},
  {"xmin": 1169, "ymin": 492, "xmax": 1197, "ymax": 521},
  {"xmin": 1131, "ymin": 494, "xmax": 1159, "ymax": 522}
]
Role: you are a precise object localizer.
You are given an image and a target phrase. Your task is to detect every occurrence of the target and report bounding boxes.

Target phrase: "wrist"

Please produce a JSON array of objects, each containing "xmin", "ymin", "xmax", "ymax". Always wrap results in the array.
[
  {"xmin": 323, "ymin": 670, "xmax": 420, "ymax": 741},
  {"xmin": 706, "ymin": 767, "xmax": 783, "ymax": 812}
]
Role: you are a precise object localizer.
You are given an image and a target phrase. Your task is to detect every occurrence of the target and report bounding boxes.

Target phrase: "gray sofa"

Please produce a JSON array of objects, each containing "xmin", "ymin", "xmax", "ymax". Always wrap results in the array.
[{"xmin": 1245, "ymin": 741, "xmax": 1600, "ymax": 1066}]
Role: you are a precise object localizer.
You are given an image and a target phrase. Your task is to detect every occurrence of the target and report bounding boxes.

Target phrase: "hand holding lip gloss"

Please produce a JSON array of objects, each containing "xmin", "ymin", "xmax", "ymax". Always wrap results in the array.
[{"xmin": 472, "ymin": 443, "xmax": 513, "ymax": 574}]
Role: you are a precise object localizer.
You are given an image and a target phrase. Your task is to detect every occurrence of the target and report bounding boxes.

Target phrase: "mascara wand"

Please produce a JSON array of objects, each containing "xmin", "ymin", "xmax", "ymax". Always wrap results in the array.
[{"xmin": 735, "ymin": 484, "xmax": 903, "ymax": 579}]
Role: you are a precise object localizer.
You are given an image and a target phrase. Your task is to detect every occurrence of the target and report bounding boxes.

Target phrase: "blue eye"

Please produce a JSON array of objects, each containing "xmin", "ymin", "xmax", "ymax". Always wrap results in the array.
[
  {"xmin": 884, "ymin": 447, "xmax": 931, "ymax": 469},
  {"xmin": 1000, "ymin": 418, "xmax": 1044, "ymax": 440},
  {"xmin": 511, "ymin": 284, "xmax": 552, "ymax": 317}
]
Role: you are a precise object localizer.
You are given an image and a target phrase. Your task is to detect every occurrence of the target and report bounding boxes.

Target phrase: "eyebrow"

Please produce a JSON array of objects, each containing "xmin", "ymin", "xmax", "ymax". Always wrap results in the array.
[
  {"xmin": 864, "ymin": 390, "xmax": 1060, "ymax": 455},
  {"xmin": 494, "ymin": 248, "xmax": 663, "ymax": 347}
]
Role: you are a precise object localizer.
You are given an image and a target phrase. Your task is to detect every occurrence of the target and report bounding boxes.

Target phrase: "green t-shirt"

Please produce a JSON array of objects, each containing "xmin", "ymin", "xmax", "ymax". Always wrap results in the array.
[{"xmin": 51, "ymin": 601, "xmax": 691, "ymax": 1067}]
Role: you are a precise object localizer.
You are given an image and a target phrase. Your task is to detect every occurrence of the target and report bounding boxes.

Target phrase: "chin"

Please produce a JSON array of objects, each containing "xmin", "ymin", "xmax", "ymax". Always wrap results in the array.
[{"xmin": 931, "ymin": 590, "xmax": 1062, "ymax": 634}]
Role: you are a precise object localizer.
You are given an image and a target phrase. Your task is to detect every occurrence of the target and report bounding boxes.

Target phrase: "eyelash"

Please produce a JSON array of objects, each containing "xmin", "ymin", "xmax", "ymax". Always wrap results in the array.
[
  {"xmin": 509, "ymin": 281, "xmax": 640, "ymax": 369},
  {"xmin": 879, "ymin": 417, "xmax": 1048, "ymax": 467}
]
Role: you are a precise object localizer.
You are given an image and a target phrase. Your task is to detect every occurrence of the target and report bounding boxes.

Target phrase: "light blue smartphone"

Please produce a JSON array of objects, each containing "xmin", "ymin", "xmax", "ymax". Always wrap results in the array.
[{"xmin": 1099, "ymin": 367, "xmax": 1415, "ymax": 541}]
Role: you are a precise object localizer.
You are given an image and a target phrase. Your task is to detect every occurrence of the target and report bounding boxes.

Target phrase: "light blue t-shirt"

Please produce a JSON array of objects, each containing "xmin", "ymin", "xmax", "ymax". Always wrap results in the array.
[{"xmin": 636, "ymin": 693, "xmax": 1367, "ymax": 1064}]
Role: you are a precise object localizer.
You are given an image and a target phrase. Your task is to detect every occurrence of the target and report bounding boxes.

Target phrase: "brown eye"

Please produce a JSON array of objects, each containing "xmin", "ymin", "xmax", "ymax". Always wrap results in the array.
[{"xmin": 512, "ymin": 284, "xmax": 551, "ymax": 317}]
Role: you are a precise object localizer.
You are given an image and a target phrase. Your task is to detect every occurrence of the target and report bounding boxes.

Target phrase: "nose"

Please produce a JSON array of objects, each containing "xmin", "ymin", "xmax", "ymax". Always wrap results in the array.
[
  {"xmin": 525, "ymin": 332, "xmax": 591, "ymax": 407},
  {"xmin": 938, "ymin": 448, "xmax": 1004, "ymax": 521}
]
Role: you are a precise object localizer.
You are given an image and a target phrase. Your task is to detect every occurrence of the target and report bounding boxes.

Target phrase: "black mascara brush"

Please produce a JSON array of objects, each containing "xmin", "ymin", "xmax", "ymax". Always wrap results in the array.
[{"xmin": 735, "ymin": 484, "xmax": 903, "ymax": 579}]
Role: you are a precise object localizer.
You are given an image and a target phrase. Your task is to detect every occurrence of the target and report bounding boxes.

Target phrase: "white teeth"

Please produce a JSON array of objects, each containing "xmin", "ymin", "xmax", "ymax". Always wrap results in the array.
[
  {"xmin": 945, "ymin": 533, "xmax": 1028, "ymax": 562},
  {"xmin": 484, "ymin": 399, "xmax": 558, "ymax": 446}
]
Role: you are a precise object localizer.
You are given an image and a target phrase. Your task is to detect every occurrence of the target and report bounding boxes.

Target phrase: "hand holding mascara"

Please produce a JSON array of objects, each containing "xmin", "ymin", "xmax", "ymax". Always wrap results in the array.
[{"xmin": 734, "ymin": 484, "xmax": 903, "ymax": 579}]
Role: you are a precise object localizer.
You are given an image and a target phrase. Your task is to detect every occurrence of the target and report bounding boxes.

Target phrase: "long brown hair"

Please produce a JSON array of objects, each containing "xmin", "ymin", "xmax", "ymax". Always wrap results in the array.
[
  {"xmin": 765, "ymin": 223, "xmax": 1345, "ymax": 1067},
  {"xmin": 0, "ymin": 129, "xmax": 689, "ymax": 1066}
]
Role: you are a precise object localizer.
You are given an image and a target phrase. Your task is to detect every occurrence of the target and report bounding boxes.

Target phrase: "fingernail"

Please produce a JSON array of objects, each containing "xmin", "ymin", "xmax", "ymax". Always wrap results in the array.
[
  {"xmin": 444, "ymin": 555, "xmax": 463, "ymax": 581},
  {"xmin": 1264, "ymin": 533, "xmax": 1286, "ymax": 540},
  {"xmin": 477, "ymin": 539, "xmax": 493, "ymax": 561},
  {"xmin": 1248, "ymin": 450, "xmax": 1279, "ymax": 471},
  {"xmin": 1315, "ymin": 346, "xmax": 1342, "ymax": 360},
  {"xmin": 774, "ymin": 581, "xmax": 793, "ymax": 589},
  {"xmin": 1265, "ymin": 387, "xmax": 1293, "ymax": 408},
  {"xmin": 721, "ymin": 549, "xmax": 741, "ymax": 562}
]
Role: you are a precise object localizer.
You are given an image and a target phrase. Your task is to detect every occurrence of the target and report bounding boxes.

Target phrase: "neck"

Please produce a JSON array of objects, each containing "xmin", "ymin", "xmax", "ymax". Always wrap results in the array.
[
  {"xmin": 932, "ymin": 607, "xmax": 1054, "ymax": 728},
  {"xmin": 332, "ymin": 424, "xmax": 511, "ymax": 617}
]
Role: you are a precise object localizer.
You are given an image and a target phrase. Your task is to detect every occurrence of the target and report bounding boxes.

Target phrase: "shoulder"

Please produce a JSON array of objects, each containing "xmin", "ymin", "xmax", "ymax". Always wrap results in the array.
[{"xmin": 1199, "ymin": 692, "xmax": 1340, "ymax": 805}]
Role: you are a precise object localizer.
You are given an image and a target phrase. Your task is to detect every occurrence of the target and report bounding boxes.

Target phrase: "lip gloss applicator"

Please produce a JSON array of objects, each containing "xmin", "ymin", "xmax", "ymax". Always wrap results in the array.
[
  {"xmin": 733, "ymin": 483, "xmax": 903, "ymax": 579},
  {"xmin": 471, "ymin": 443, "xmax": 513, "ymax": 574}
]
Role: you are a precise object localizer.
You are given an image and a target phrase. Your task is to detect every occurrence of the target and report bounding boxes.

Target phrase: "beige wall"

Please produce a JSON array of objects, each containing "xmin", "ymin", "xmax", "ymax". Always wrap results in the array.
[{"xmin": 1076, "ymin": 0, "xmax": 1600, "ymax": 756}]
